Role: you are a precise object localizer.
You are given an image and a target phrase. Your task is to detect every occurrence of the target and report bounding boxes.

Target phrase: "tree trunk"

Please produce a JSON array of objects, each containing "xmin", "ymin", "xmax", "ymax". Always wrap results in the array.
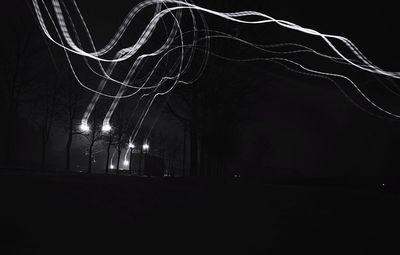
[
  {"xmin": 168, "ymin": 159, "xmax": 172, "ymax": 176},
  {"xmin": 88, "ymin": 142, "xmax": 94, "ymax": 174},
  {"xmin": 105, "ymin": 143, "xmax": 111, "ymax": 175},
  {"xmin": 4, "ymin": 52, "xmax": 21, "ymax": 168},
  {"xmin": 171, "ymin": 160, "xmax": 175, "ymax": 177},
  {"xmin": 129, "ymin": 149, "xmax": 133, "ymax": 175},
  {"xmin": 190, "ymin": 85, "xmax": 199, "ymax": 177},
  {"xmin": 65, "ymin": 129, "xmax": 72, "ymax": 171},
  {"xmin": 116, "ymin": 147, "xmax": 121, "ymax": 175},
  {"xmin": 182, "ymin": 124, "xmax": 186, "ymax": 177},
  {"xmin": 139, "ymin": 147, "xmax": 143, "ymax": 176},
  {"xmin": 40, "ymin": 138, "xmax": 46, "ymax": 171},
  {"xmin": 4, "ymin": 107, "xmax": 17, "ymax": 167},
  {"xmin": 199, "ymin": 130, "xmax": 205, "ymax": 177},
  {"xmin": 190, "ymin": 131, "xmax": 198, "ymax": 176}
]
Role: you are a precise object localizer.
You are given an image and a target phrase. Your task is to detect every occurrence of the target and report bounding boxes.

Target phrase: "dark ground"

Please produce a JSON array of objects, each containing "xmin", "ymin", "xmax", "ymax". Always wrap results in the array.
[{"xmin": 0, "ymin": 171, "xmax": 399, "ymax": 254}]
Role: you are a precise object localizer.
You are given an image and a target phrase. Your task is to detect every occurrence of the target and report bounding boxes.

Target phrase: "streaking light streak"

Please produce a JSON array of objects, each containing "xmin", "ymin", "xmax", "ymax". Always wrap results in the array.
[{"xmin": 31, "ymin": 0, "xmax": 400, "ymax": 147}]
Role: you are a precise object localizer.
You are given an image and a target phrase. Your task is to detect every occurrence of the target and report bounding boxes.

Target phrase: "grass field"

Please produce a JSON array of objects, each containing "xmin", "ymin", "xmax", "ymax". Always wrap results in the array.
[{"xmin": 0, "ymin": 171, "xmax": 398, "ymax": 254}]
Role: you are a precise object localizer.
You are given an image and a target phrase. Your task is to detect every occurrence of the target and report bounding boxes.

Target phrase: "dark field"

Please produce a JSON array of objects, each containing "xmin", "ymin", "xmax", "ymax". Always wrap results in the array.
[{"xmin": 0, "ymin": 172, "xmax": 399, "ymax": 254}]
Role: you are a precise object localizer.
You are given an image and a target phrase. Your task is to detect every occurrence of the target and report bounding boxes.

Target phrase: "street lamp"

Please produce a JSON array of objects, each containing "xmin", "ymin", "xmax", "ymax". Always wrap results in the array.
[
  {"xmin": 128, "ymin": 143, "xmax": 135, "ymax": 149},
  {"xmin": 110, "ymin": 164, "xmax": 115, "ymax": 169},
  {"xmin": 123, "ymin": 160, "xmax": 129, "ymax": 166},
  {"xmin": 80, "ymin": 123, "xmax": 90, "ymax": 132},
  {"xmin": 102, "ymin": 124, "xmax": 112, "ymax": 132},
  {"xmin": 142, "ymin": 143, "xmax": 149, "ymax": 152}
]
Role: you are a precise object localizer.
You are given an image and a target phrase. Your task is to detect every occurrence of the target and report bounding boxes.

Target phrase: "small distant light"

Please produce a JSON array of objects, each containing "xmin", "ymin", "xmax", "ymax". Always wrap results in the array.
[
  {"xmin": 143, "ymin": 143, "xmax": 149, "ymax": 151},
  {"xmin": 382, "ymin": 183, "xmax": 385, "ymax": 187},
  {"xmin": 123, "ymin": 160, "xmax": 129, "ymax": 166},
  {"xmin": 80, "ymin": 123, "xmax": 90, "ymax": 132},
  {"xmin": 102, "ymin": 124, "xmax": 112, "ymax": 132},
  {"xmin": 128, "ymin": 143, "xmax": 135, "ymax": 149},
  {"xmin": 110, "ymin": 164, "xmax": 114, "ymax": 169}
]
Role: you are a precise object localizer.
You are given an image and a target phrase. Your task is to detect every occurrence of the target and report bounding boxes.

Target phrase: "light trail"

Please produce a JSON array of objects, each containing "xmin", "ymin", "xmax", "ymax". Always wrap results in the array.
[
  {"xmin": 101, "ymin": 5, "xmax": 184, "ymax": 130},
  {"xmin": 109, "ymin": 149, "xmax": 117, "ymax": 170},
  {"xmin": 33, "ymin": 0, "xmax": 400, "ymax": 77},
  {"xmin": 31, "ymin": 0, "xmax": 400, "ymax": 148}
]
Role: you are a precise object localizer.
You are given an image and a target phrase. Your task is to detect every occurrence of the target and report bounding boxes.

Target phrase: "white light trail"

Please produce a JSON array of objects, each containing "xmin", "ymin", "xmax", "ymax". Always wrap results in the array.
[{"xmin": 31, "ymin": 0, "xmax": 400, "ymax": 145}]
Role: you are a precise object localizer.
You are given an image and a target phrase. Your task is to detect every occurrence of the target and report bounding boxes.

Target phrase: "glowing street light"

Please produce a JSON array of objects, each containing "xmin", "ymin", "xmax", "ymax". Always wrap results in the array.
[
  {"xmin": 142, "ymin": 143, "xmax": 149, "ymax": 151},
  {"xmin": 128, "ymin": 143, "xmax": 135, "ymax": 149},
  {"xmin": 110, "ymin": 164, "xmax": 115, "ymax": 169},
  {"xmin": 102, "ymin": 124, "xmax": 112, "ymax": 132},
  {"xmin": 80, "ymin": 123, "xmax": 90, "ymax": 132},
  {"xmin": 123, "ymin": 160, "xmax": 129, "ymax": 166}
]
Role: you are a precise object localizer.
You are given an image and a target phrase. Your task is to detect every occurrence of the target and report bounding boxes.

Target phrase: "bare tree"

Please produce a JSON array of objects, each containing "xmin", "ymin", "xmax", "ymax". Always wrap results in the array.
[
  {"xmin": 103, "ymin": 130, "xmax": 115, "ymax": 175},
  {"xmin": 166, "ymin": 57, "xmax": 258, "ymax": 177},
  {"xmin": 82, "ymin": 115, "xmax": 102, "ymax": 174},
  {"xmin": 30, "ymin": 70, "xmax": 62, "ymax": 171},
  {"xmin": 57, "ymin": 79, "xmax": 87, "ymax": 171},
  {"xmin": 165, "ymin": 100, "xmax": 190, "ymax": 176},
  {"xmin": 113, "ymin": 110, "xmax": 128, "ymax": 175},
  {"xmin": 0, "ymin": 12, "xmax": 47, "ymax": 167}
]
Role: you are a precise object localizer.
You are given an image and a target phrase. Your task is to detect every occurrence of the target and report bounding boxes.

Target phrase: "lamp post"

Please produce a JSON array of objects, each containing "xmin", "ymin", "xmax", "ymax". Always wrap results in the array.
[
  {"xmin": 80, "ymin": 123, "xmax": 90, "ymax": 132},
  {"xmin": 143, "ymin": 143, "xmax": 150, "ymax": 153},
  {"xmin": 101, "ymin": 124, "xmax": 112, "ymax": 133}
]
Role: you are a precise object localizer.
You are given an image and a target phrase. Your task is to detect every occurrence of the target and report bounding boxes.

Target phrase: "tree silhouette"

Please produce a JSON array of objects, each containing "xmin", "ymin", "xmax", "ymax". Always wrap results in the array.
[
  {"xmin": 0, "ymin": 9, "xmax": 48, "ymax": 168},
  {"xmin": 103, "ymin": 130, "xmax": 115, "ymax": 175},
  {"xmin": 57, "ymin": 79, "xmax": 88, "ymax": 171},
  {"xmin": 34, "ymin": 75, "xmax": 60, "ymax": 170},
  {"xmin": 82, "ymin": 115, "xmax": 102, "ymax": 173}
]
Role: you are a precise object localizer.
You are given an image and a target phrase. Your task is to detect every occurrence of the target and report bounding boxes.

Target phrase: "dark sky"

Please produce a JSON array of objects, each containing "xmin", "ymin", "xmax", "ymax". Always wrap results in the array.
[{"xmin": 1, "ymin": 0, "xmax": 400, "ymax": 176}]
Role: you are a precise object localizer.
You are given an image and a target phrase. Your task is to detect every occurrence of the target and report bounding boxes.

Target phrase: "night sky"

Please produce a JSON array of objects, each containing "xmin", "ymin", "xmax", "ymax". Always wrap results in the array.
[
  {"xmin": 1, "ymin": 0, "xmax": 400, "ymax": 176},
  {"xmin": 2, "ymin": 1, "xmax": 400, "ymax": 253}
]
